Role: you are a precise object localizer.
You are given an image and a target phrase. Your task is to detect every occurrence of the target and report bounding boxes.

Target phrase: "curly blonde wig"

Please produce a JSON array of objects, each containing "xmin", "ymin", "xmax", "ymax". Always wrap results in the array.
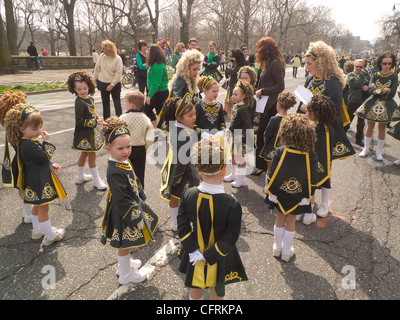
[
  {"xmin": 236, "ymin": 80, "xmax": 255, "ymax": 107},
  {"xmin": 305, "ymin": 41, "xmax": 346, "ymax": 89},
  {"xmin": 171, "ymin": 49, "xmax": 202, "ymax": 94},
  {"xmin": 238, "ymin": 66, "xmax": 257, "ymax": 87},
  {"xmin": 191, "ymin": 136, "xmax": 229, "ymax": 174},
  {"xmin": 279, "ymin": 114, "xmax": 316, "ymax": 153},
  {"xmin": 4, "ymin": 104, "xmax": 41, "ymax": 146},
  {"xmin": 0, "ymin": 91, "xmax": 27, "ymax": 127},
  {"xmin": 102, "ymin": 116, "xmax": 129, "ymax": 144}
]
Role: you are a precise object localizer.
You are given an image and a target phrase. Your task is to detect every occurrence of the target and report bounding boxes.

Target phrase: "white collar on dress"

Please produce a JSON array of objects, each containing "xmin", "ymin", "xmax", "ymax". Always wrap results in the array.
[
  {"xmin": 198, "ymin": 182, "xmax": 225, "ymax": 194},
  {"xmin": 109, "ymin": 157, "xmax": 128, "ymax": 164}
]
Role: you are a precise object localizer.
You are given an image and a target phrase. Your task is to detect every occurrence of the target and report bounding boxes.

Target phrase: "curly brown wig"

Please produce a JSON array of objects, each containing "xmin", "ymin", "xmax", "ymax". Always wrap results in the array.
[
  {"xmin": 277, "ymin": 91, "xmax": 297, "ymax": 110},
  {"xmin": 0, "ymin": 91, "xmax": 27, "ymax": 127},
  {"xmin": 102, "ymin": 116, "xmax": 128, "ymax": 145},
  {"xmin": 191, "ymin": 136, "xmax": 229, "ymax": 174},
  {"xmin": 279, "ymin": 114, "xmax": 316, "ymax": 153},
  {"xmin": 67, "ymin": 71, "xmax": 96, "ymax": 96},
  {"xmin": 256, "ymin": 37, "xmax": 286, "ymax": 71},
  {"xmin": 102, "ymin": 116, "xmax": 129, "ymax": 145},
  {"xmin": 235, "ymin": 80, "xmax": 255, "ymax": 107},
  {"xmin": 306, "ymin": 95, "xmax": 337, "ymax": 129},
  {"xmin": 4, "ymin": 104, "xmax": 41, "ymax": 146},
  {"xmin": 197, "ymin": 75, "xmax": 218, "ymax": 92}
]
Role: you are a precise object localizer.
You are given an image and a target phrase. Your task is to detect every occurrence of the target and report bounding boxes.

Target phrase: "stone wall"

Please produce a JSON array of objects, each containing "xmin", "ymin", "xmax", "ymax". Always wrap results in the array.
[{"xmin": 11, "ymin": 56, "xmax": 95, "ymax": 70}]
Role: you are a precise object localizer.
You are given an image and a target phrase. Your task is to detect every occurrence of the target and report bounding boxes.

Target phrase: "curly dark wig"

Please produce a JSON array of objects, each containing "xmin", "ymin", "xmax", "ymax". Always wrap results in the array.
[
  {"xmin": 67, "ymin": 71, "xmax": 96, "ymax": 96},
  {"xmin": 306, "ymin": 95, "xmax": 337, "ymax": 129},
  {"xmin": 159, "ymin": 97, "xmax": 195, "ymax": 123},
  {"xmin": 231, "ymin": 49, "xmax": 246, "ymax": 67}
]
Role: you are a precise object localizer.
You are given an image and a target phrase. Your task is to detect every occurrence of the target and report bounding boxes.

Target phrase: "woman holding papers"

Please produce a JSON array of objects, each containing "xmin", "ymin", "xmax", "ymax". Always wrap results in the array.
[
  {"xmin": 298, "ymin": 41, "xmax": 355, "ymax": 218},
  {"xmin": 253, "ymin": 37, "xmax": 286, "ymax": 176},
  {"xmin": 300, "ymin": 41, "xmax": 355, "ymax": 163}
]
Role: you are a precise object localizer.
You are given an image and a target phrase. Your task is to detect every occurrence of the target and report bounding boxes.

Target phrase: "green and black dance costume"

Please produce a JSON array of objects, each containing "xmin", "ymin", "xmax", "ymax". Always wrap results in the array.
[
  {"xmin": 302, "ymin": 76, "xmax": 355, "ymax": 160},
  {"xmin": 259, "ymin": 114, "xmax": 286, "ymax": 162},
  {"xmin": 100, "ymin": 158, "xmax": 158, "ymax": 249},
  {"xmin": 224, "ymin": 65, "xmax": 241, "ymax": 104},
  {"xmin": 72, "ymin": 96, "xmax": 104, "ymax": 152},
  {"xmin": 178, "ymin": 183, "xmax": 248, "ymax": 297},
  {"xmin": 354, "ymin": 71, "xmax": 400, "ymax": 124},
  {"xmin": 265, "ymin": 146, "xmax": 318, "ymax": 215},
  {"xmin": 19, "ymin": 138, "xmax": 67, "ymax": 206},
  {"xmin": 193, "ymin": 99, "xmax": 226, "ymax": 137},
  {"xmin": 160, "ymin": 122, "xmax": 200, "ymax": 201},
  {"xmin": 229, "ymin": 101, "xmax": 254, "ymax": 156},
  {"xmin": 314, "ymin": 124, "xmax": 334, "ymax": 189},
  {"xmin": 201, "ymin": 51, "xmax": 222, "ymax": 83}
]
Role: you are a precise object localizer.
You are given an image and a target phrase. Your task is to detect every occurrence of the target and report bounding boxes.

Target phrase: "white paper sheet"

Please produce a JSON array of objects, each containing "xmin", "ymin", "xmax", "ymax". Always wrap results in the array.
[
  {"xmin": 254, "ymin": 95, "xmax": 269, "ymax": 113},
  {"xmin": 294, "ymin": 85, "xmax": 313, "ymax": 105}
]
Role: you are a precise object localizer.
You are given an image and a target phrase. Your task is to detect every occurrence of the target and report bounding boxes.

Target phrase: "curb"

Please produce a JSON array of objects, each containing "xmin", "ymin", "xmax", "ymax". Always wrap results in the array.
[{"xmin": 0, "ymin": 88, "xmax": 69, "ymax": 98}]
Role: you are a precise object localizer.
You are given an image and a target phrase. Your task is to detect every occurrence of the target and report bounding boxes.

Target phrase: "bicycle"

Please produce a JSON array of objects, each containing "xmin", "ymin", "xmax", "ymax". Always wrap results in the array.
[{"xmin": 122, "ymin": 66, "xmax": 136, "ymax": 89}]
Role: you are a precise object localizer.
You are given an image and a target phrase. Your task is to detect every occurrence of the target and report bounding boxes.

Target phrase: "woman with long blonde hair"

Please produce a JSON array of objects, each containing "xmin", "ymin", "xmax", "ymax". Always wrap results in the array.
[
  {"xmin": 94, "ymin": 40, "xmax": 123, "ymax": 120},
  {"xmin": 300, "ymin": 40, "xmax": 355, "ymax": 218}
]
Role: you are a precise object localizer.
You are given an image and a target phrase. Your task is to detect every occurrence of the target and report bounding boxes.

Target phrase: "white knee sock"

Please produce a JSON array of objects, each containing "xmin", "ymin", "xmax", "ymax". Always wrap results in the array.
[
  {"xmin": 321, "ymin": 187, "xmax": 331, "ymax": 206},
  {"xmin": 274, "ymin": 225, "xmax": 285, "ymax": 250},
  {"xmin": 77, "ymin": 166, "xmax": 85, "ymax": 178},
  {"xmin": 282, "ymin": 229, "xmax": 295, "ymax": 253},
  {"xmin": 90, "ymin": 167, "xmax": 101, "ymax": 182},
  {"xmin": 31, "ymin": 215, "xmax": 41, "ymax": 233},
  {"xmin": 39, "ymin": 220, "xmax": 56, "ymax": 239},
  {"xmin": 363, "ymin": 136, "xmax": 372, "ymax": 151},
  {"xmin": 117, "ymin": 254, "xmax": 131, "ymax": 276},
  {"xmin": 169, "ymin": 207, "xmax": 179, "ymax": 230},
  {"xmin": 376, "ymin": 139, "xmax": 384, "ymax": 154}
]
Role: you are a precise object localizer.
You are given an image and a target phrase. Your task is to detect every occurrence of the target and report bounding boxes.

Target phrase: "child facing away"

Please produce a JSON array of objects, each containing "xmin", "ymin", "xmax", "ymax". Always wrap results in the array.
[
  {"xmin": 67, "ymin": 71, "xmax": 107, "ymax": 190},
  {"xmin": 4, "ymin": 104, "xmax": 67, "ymax": 246},
  {"xmin": 178, "ymin": 136, "xmax": 248, "ymax": 300},
  {"xmin": 193, "ymin": 76, "xmax": 226, "ymax": 139},
  {"xmin": 223, "ymin": 80, "xmax": 255, "ymax": 188},
  {"xmin": 265, "ymin": 114, "xmax": 318, "ymax": 261},
  {"xmin": 159, "ymin": 93, "xmax": 200, "ymax": 231},
  {"xmin": 120, "ymin": 91, "xmax": 154, "ymax": 188},
  {"xmin": 0, "ymin": 91, "xmax": 33, "ymax": 224},
  {"xmin": 304, "ymin": 95, "xmax": 337, "ymax": 224},
  {"xmin": 100, "ymin": 117, "xmax": 159, "ymax": 285},
  {"xmin": 259, "ymin": 92, "xmax": 297, "ymax": 190}
]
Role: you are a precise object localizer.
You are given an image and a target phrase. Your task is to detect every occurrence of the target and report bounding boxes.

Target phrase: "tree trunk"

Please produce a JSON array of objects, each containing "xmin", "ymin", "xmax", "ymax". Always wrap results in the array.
[
  {"xmin": 4, "ymin": 0, "xmax": 18, "ymax": 55},
  {"xmin": 0, "ymin": 12, "xmax": 13, "ymax": 74},
  {"xmin": 62, "ymin": 0, "xmax": 77, "ymax": 56}
]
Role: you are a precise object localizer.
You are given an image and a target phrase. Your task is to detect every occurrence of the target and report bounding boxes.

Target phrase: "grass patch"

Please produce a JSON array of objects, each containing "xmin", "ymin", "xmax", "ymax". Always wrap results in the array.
[{"xmin": 0, "ymin": 81, "xmax": 68, "ymax": 94}]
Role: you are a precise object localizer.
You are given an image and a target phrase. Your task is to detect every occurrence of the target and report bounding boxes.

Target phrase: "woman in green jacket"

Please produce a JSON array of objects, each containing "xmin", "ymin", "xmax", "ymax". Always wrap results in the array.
[{"xmin": 145, "ymin": 45, "xmax": 170, "ymax": 128}]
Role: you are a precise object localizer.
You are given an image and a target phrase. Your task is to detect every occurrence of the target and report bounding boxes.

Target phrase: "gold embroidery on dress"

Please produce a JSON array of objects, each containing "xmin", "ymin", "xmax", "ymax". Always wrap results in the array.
[
  {"xmin": 280, "ymin": 177, "xmax": 302, "ymax": 194},
  {"xmin": 24, "ymin": 187, "xmax": 39, "ymax": 202},
  {"xmin": 77, "ymin": 138, "xmax": 92, "ymax": 150},
  {"xmin": 225, "ymin": 272, "xmax": 242, "ymax": 282},
  {"xmin": 122, "ymin": 226, "xmax": 143, "ymax": 242},
  {"xmin": 111, "ymin": 228, "xmax": 120, "ymax": 242},
  {"xmin": 42, "ymin": 183, "xmax": 56, "ymax": 199},
  {"xmin": 318, "ymin": 162, "xmax": 325, "ymax": 173},
  {"xmin": 332, "ymin": 142, "xmax": 350, "ymax": 156},
  {"xmin": 366, "ymin": 100, "xmax": 388, "ymax": 121}
]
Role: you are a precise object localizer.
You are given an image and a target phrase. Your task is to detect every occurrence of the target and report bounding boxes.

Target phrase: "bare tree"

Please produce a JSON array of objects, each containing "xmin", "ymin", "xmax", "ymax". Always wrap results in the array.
[{"xmin": 5, "ymin": 0, "xmax": 18, "ymax": 55}]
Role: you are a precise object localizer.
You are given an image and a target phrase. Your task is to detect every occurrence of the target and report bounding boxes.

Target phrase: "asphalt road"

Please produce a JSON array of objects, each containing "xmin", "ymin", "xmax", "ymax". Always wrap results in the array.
[{"xmin": 1, "ymin": 68, "xmax": 400, "ymax": 304}]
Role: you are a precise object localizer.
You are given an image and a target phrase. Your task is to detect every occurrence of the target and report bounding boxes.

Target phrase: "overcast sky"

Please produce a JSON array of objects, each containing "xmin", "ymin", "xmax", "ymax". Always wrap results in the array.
[{"xmin": 306, "ymin": 0, "xmax": 395, "ymax": 41}]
